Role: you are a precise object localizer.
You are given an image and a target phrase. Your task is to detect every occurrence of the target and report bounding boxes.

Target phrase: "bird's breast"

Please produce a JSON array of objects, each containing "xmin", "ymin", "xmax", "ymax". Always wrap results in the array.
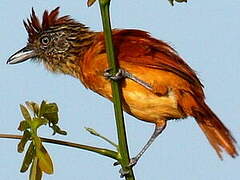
[
  {"xmin": 81, "ymin": 65, "xmax": 184, "ymax": 123},
  {"xmin": 121, "ymin": 80, "xmax": 184, "ymax": 123},
  {"xmin": 79, "ymin": 51, "xmax": 187, "ymax": 123}
]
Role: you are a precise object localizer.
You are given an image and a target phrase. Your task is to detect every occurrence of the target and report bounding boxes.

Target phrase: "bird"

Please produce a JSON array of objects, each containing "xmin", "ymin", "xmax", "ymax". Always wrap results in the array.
[{"xmin": 7, "ymin": 7, "xmax": 238, "ymax": 167}]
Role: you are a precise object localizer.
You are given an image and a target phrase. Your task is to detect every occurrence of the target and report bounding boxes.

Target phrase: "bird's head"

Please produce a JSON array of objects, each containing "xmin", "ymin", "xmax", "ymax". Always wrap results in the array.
[{"xmin": 7, "ymin": 7, "xmax": 95, "ymax": 75}]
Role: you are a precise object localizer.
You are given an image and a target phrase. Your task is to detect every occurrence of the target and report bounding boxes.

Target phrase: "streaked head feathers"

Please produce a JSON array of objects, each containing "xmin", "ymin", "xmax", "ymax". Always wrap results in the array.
[{"xmin": 23, "ymin": 7, "xmax": 76, "ymax": 42}]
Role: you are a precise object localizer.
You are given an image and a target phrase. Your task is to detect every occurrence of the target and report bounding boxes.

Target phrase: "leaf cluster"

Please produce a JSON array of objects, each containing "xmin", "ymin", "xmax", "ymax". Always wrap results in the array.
[{"xmin": 17, "ymin": 101, "xmax": 67, "ymax": 180}]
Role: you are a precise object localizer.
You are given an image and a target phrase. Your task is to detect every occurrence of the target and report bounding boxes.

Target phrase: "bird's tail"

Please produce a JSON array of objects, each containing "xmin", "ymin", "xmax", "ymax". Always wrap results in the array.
[{"xmin": 192, "ymin": 101, "xmax": 238, "ymax": 159}]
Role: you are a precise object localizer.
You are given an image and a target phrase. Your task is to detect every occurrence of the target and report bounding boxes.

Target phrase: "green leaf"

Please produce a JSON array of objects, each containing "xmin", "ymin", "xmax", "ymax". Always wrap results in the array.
[
  {"xmin": 29, "ymin": 157, "xmax": 42, "ymax": 180},
  {"xmin": 25, "ymin": 101, "xmax": 40, "ymax": 116},
  {"xmin": 18, "ymin": 120, "xmax": 30, "ymax": 131},
  {"xmin": 39, "ymin": 101, "xmax": 47, "ymax": 117},
  {"xmin": 20, "ymin": 104, "xmax": 31, "ymax": 120},
  {"xmin": 25, "ymin": 101, "xmax": 39, "ymax": 115},
  {"xmin": 25, "ymin": 101, "xmax": 34, "ymax": 112},
  {"xmin": 36, "ymin": 159, "xmax": 43, "ymax": 180},
  {"xmin": 40, "ymin": 102, "xmax": 59, "ymax": 124},
  {"xmin": 20, "ymin": 142, "xmax": 35, "ymax": 173},
  {"xmin": 44, "ymin": 113, "xmax": 59, "ymax": 124},
  {"xmin": 44, "ymin": 103, "xmax": 58, "ymax": 114},
  {"xmin": 36, "ymin": 145, "xmax": 54, "ymax": 174},
  {"xmin": 18, "ymin": 130, "xmax": 31, "ymax": 153},
  {"xmin": 51, "ymin": 124, "xmax": 67, "ymax": 135}
]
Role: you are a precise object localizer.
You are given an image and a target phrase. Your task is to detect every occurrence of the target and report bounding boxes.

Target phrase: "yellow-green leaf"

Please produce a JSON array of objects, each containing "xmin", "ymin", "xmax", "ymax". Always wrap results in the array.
[
  {"xmin": 39, "ymin": 101, "xmax": 47, "ymax": 117},
  {"xmin": 44, "ymin": 103, "xmax": 58, "ymax": 114},
  {"xmin": 25, "ymin": 101, "xmax": 39, "ymax": 116},
  {"xmin": 20, "ymin": 104, "xmax": 31, "ymax": 120},
  {"xmin": 18, "ymin": 130, "xmax": 31, "ymax": 153},
  {"xmin": 36, "ymin": 145, "xmax": 54, "ymax": 174},
  {"xmin": 40, "ymin": 101, "xmax": 59, "ymax": 123},
  {"xmin": 20, "ymin": 142, "xmax": 35, "ymax": 172},
  {"xmin": 18, "ymin": 120, "xmax": 30, "ymax": 131},
  {"xmin": 44, "ymin": 113, "xmax": 58, "ymax": 124},
  {"xmin": 51, "ymin": 124, "xmax": 67, "ymax": 135},
  {"xmin": 29, "ymin": 157, "xmax": 42, "ymax": 180},
  {"xmin": 40, "ymin": 101, "xmax": 58, "ymax": 116}
]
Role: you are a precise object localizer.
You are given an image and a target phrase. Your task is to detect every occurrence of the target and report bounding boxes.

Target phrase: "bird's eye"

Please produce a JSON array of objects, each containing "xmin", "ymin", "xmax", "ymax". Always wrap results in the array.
[{"xmin": 40, "ymin": 36, "xmax": 50, "ymax": 45}]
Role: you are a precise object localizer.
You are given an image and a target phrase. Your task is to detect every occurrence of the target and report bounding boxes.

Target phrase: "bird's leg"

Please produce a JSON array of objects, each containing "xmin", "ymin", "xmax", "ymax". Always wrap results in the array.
[
  {"xmin": 128, "ymin": 122, "xmax": 166, "ymax": 167},
  {"xmin": 104, "ymin": 68, "xmax": 153, "ymax": 91},
  {"xmin": 114, "ymin": 122, "xmax": 166, "ymax": 177}
]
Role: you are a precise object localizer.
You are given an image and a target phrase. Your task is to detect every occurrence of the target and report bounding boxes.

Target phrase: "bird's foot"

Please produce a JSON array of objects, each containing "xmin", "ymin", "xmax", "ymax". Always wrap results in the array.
[
  {"xmin": 128, "ymin": 157, "xmax": 138, "ymax": 167},
  {"xmin": 119, "ymin": 168, "xmax": 130, "ymax": 178},
  {"xmin": 104, "ymin": 68, "xmax": 153, "ymax": 90},
  {"xmin": 113, "ymin": 157, "xmax": 138, "ymax": 168},
  {"xmin": 113, "ymin": 157, "xmax": 138, "ymax": 178},
  {"xmin": 103, "ymin": 68, "xmax": 129, "ymax": 81},
  {"xmin": 113, "ymin": 161, "xmax": 120, "ymax": 166},
  {"xmin": 113, "ymin": 161, "xmax": 130, "ymax": 178}
]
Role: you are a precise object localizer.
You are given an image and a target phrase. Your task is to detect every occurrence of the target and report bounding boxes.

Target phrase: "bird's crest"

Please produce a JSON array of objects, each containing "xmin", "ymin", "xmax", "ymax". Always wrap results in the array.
[{"xmin": 24, "ymin": 7, "xmax": 74, "ymax": 42}]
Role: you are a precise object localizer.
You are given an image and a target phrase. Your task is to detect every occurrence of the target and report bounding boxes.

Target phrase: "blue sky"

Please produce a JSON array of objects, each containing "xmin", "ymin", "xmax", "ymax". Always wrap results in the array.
[{"xmin": 0, "ymin": 0, "xmax": 240, "ymax": 179}]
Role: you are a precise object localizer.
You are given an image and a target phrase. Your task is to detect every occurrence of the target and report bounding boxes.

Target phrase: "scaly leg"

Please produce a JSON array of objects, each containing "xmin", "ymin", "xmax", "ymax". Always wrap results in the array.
[
  {"xmin": 116, "ymin": 122, "xmax": 167, "ymax": 178},
  {"xmin": 104, "ymin": 68, "xmax": 153, "ymax": 91},
  {"xmin": 128, "ymin": 122, "xmax": 167, "ymax": 167}
]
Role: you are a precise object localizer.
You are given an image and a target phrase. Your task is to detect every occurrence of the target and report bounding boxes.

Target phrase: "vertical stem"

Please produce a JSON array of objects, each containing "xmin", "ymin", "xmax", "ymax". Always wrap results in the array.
[{"xmin": 98, "ymin": 0, "xmax": 135, "ymax": 179}]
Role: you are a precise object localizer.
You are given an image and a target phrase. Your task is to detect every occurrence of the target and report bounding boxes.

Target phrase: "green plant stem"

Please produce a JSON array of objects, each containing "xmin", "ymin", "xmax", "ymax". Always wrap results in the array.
[
  {"xmin": 98, "ymin": 0, "xmax": 135, "ymax": 179},
  {"xmin": 0, "ymin": 134, "xmax": 118, "ymax": 160}
]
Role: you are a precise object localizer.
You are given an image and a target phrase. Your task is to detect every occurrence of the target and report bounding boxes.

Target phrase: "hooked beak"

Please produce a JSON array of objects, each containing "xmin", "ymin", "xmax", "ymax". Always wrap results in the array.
[{"xmin": 7, "ymin": 46, "xmax": 36, "ymax": 64}]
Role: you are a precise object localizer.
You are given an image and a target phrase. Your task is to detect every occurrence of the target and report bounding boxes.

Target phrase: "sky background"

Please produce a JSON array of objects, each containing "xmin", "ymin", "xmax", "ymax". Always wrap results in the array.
[{"xmin": 0, "ymin": 0, "xmax": 240, "ymax": 179}]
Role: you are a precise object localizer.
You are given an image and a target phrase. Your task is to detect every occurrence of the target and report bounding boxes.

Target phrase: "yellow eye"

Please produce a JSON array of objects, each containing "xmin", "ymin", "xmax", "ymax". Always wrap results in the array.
[{"xmin": 41, "ymin": 36, "xmax": 50, "ymax": 45}]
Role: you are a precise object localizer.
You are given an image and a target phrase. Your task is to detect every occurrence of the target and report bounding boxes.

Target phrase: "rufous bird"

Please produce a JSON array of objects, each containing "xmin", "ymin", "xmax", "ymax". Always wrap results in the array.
[{"xmin": 7, "ymin": 7, "xmax": 238, "ymax": 166}]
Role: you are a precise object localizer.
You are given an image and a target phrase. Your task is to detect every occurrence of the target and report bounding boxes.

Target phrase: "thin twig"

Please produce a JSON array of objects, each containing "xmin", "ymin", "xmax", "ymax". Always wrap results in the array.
[{"xmin": 0, "ymin": 134, "xmax": 118, "ymax": 160}]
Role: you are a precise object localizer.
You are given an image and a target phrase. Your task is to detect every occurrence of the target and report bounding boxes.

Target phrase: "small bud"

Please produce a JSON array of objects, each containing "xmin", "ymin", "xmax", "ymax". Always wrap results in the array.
[
  {"xmin": 85, "ymin": 127, "xmax": 100, "ymax": 136},
  {"xmin": 87, "ymin": 0, "xmax": 97, "ymax": 7}
]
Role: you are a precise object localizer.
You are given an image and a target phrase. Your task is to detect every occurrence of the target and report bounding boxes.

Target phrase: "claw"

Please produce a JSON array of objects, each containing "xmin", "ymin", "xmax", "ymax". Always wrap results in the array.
[
  {"xmin": 103, "ymin": 68, "xmax": 153, "ymax": 90},
  {"xmin": 113, "ymin": 161, "xmax": 131, "ymax": 177},
  {"xmin": 103, "ymin": 68, "xmax": 125, "ymax": 81},
  {"xmin": 103, "ymin": 68, "xmax": 112, "ymax": 79},
  {"xmin": 128, "ymin": 157, "xmax": 138, "ymax": 167},
  {"xmin": 119, "ymin": 168, "xmax": 130, "ymax": 178},
  {"xmin": 113, "ymin": 161, "xmax": 120, "ymax": 166}
]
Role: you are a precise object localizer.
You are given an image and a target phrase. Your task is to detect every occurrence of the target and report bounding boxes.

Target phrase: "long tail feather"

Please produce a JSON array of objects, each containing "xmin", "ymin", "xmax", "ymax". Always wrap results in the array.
[{"xmin": 192, "ymin": 102, "xmax": 238, "ymax": 158}]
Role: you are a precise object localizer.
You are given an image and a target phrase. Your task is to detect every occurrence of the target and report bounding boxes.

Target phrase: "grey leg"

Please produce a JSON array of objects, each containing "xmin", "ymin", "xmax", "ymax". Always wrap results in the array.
[
  {"xmin": 104, "ymin": 68, "xmax": 153, "ymax": 91},
  {"xmin": 128, "ymin": 123, "xmax": 167, "ymax": 167},
  {"xmin": 115, "ymin": 123, "xmax": 166, "ymax": 177}
]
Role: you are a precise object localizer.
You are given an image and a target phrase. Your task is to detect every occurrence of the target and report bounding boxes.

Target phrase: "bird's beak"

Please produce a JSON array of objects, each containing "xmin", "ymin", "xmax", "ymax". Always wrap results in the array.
[{"xmin": 7, "ymin": 46, "xmax": 36, "ymax": 64}]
